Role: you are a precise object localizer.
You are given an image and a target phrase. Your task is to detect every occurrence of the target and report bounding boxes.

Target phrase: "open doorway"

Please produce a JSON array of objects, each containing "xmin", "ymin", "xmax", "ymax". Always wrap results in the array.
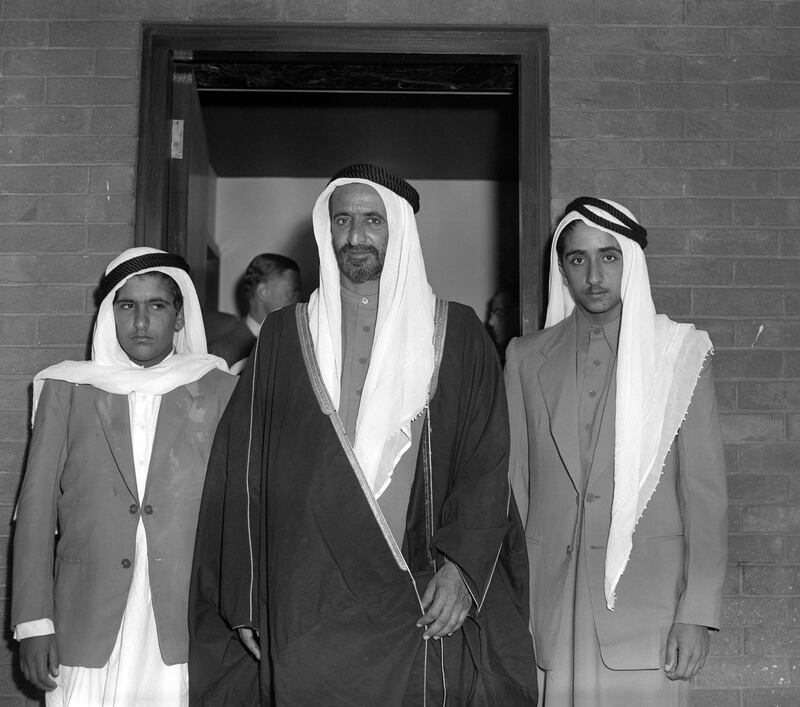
[{"xmin": 136, "ymin": 25, "xmax": 549, "ymax": 336}]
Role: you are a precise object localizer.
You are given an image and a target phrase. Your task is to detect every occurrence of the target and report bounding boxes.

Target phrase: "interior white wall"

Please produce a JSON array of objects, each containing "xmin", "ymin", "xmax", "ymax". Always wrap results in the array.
[
  {"xmin": 213, "ymin": 178, "xmax": 321, "ymax": 315},
  {"xmin": 212, "ymin": 177, "xmax": 502, "ymax": 322}
]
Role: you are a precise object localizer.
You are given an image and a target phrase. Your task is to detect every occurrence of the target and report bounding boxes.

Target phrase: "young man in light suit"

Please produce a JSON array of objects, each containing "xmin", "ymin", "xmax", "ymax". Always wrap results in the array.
[
  {"xmin": 505, "ymin": 198, "xmax": 728, "ymax": 706},
  {"xmin": 12, "ymin": 247, "xmax": 235, "ymax": 705}
]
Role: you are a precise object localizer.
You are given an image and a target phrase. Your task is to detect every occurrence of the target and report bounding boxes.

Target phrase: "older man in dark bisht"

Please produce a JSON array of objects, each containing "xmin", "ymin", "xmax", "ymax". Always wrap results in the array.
[{"xmin": 189, "ymin": 164, "xmax": 536, "ymax": 706}]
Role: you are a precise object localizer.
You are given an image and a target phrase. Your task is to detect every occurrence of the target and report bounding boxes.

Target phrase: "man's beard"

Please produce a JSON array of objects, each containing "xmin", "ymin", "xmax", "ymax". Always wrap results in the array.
[{"xmin": 336, "ymin": 244, "xmax": 384, "ymax": 284}]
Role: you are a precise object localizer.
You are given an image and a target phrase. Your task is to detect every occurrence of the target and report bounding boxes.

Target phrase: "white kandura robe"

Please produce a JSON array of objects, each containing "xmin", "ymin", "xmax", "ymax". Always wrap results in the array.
[{"xmin": 46, "ymin": 391, "xmax": 188, "ymax": 707}]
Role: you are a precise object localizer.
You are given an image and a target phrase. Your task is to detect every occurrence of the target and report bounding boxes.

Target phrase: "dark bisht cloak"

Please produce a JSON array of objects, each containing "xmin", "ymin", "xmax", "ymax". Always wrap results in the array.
[{"xmin": 189, "ymin": 302, "xmax": 537, "ymax": 705}]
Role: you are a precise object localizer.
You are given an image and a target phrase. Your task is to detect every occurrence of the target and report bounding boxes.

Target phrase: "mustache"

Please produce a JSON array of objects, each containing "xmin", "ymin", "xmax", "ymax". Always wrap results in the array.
[{"xmin": 339, "ymin": 244, "xmax": 380, "ymax": 256}]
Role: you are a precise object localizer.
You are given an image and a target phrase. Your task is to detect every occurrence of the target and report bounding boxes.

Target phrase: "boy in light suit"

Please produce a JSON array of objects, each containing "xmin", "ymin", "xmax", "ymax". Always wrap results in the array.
[
  {"xmin": 506, "ymin": 198, "xmax": 727, "ymax": 706},
  {"xmin": 12, "ymin": 248, "xmax": 235, "ymax": 705}
]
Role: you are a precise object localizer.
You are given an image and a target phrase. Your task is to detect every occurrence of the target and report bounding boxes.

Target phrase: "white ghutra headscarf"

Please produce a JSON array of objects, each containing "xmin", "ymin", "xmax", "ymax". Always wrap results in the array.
[
  {"xmin": 32, "ymin": 247, "xmax": 227, "ymax": 421},
  {"xmin": 546, "ymin": 198, "xmax": 713, "ymax": 609},
  {"xmin": 308, "ymin": 175, "xmax": 436, "ymax": 499}
]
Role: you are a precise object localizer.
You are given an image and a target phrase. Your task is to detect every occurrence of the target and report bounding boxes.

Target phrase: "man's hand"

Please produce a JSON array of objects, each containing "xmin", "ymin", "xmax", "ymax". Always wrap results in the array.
[
  {"xmin": 20, "ymin": 634, "xmax": 59, "ymax": 691},
  {"xmin": 417, "ymin": 561, "xmax": 472, "ymax": 640},
  {"xmin": 664, "ymin": 623, "xmax": 709, "ymax": 680},
  {"xmin": 237, "ymin": 627, "xmax": 261, "ymax": 660}
]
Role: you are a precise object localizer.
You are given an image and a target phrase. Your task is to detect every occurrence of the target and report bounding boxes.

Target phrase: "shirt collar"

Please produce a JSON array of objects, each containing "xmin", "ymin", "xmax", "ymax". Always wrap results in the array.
[
  {"xmin": 340, "ymin": 278, "xmax": 379, "ymax": 308},
  {"xmin": 245, "ymin": 314, "xmax": 261, "ymax": 338},
  {"xmin": 575, "ymin": 307, "xmax": 621, "ymax": 353},
  {"xmin": 127, "ymin": 348, "xmax": 175, "ymax": 370}
]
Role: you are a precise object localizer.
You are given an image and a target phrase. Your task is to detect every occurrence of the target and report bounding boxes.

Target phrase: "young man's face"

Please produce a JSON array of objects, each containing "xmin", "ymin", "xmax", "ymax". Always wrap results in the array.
[
  {"xmin": 113, "ymin": 273, "xmax": 185, "ymax": 367},
  {"xmin": 558, "ymin": 222, "xmax": 623, "ymax": 324},
  {"xmin": 329, "ymin": 183, "xmax": 389, "ymax": 284}
]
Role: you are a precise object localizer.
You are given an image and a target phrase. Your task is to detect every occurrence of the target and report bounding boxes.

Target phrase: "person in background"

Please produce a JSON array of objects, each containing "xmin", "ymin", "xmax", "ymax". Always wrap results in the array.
[
  {"xmin": 208, "ymin": 253, "xmax": 301, "ymax": 372},
  {"xmin": 505, "ymin": 197, "xmax": 728, "ymax": 706},
  {"xmin": 12, "ymin": 247, "xmax": 235, "ymax": 706},
  {"xmin": 487, "ymin": 288, "xmax": 519, "ymax": 363}
]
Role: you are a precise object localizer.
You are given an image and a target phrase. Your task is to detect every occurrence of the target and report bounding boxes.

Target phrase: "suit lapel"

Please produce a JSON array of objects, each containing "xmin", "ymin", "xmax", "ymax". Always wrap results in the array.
[
  {"xmin": 95, "ymin": 393, "xmax": 138, "ymax": 500},
  {"xmin": 146, "ymin": 383, "xmax": 195, "ymax": 495},
  {"xmin": 538, "ymin": 318, "xmax": 582, "ymax": 492}
]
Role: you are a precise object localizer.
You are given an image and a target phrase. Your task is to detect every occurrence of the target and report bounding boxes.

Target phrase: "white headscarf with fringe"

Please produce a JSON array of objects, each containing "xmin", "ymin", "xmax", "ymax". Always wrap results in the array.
[
  {"xmin": 546, "ymin": 199, "xmax": 712, "ymax": 609},
  {"xmin": 32, "ymin": 247, "xmax": 227, "ymax": 422},
  {"xmin": 308, "ymin": 178, "xmax": 436, "ymax": 499}
]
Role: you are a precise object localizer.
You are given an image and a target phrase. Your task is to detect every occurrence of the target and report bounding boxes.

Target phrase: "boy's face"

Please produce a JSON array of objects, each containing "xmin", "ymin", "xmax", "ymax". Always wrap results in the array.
[{"xmin": 113, "ymin": 273, "xmax": 184, "ymax": 367}]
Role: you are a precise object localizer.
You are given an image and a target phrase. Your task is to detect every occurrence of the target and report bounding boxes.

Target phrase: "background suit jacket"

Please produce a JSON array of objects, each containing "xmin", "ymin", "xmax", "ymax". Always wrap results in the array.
[
  {"xmin": 505, "ymin": 314, "xmax": 728, "ymax": 670},
  {"xmin": 12, "ymin": 369, "xmax": 236, "ymax": 668},
  {"xmin": 207, "ymin": 318, "xmax": 256, "ymax": 367}
]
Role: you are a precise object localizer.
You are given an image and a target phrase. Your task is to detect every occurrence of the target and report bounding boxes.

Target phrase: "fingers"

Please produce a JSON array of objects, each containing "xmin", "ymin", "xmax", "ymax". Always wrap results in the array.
[
  {"xmin": 20, "ymin": 636, "xmax": 58, "ymax": 692},
  {"xmin": 48, "ymin": 641, "xmax": 60, "ymax": 679},
  {"xmin": 684, "ymin": 650, "xmax": 703, "ymax": 680},
  {"xmin": 671, "ymin": 644, "xmax": 693, "ymax": 680},
  {"xmin": 22, "ymin": 650, "xmax": 57, "ymax": 691},
  {"xmin": 424, "ymin": 600, "xmax": 464, "ymax": 639},
  {"xmin": 416, "ymin": 562, "xmax": 472, "ymax": 639},
  {"xmin": 664, "ymin": 625, "xmax": 709, "ymax": 681},
  {"xmin": 670, "ymin": 645, "xmax": 702, "ymax": 680},
  {"xmin": 663, "ymin": 631, "xmax": 677, "ymax": 676},
  {"xmin": 417, "ymin": 587, "xmax": 446, "ymax": 628},
  {"xmin": 674, "ymin": 639, "xmax": 708, "ymax": 680},
  {"xmin": 417, "ymin": 586, "xmax": 470, "ymax": 639},
  {"xmin": 440, "ymin": 605, "xmax": 470, "ymax": 638},
  {"xmin": 419, "ymin": 580, "xmax": 436, "ymax": 612},
  {"xmin": 243, "ymin": 636, "xmax": 261, "ymax": 660},
  {"xmin": 237, "ymin": 627, "xmax": 261, "ymax": 660},
  {"xmin": 39, "ymin": 654, "xmax": 58, "ymax": 691},
  {"xmin": 695, "ymin": 651, "xmax": 707, "ymax": 677},
  {"xmin": 692, "ymin": 630, "xmax": 710, "ymax": 679}
]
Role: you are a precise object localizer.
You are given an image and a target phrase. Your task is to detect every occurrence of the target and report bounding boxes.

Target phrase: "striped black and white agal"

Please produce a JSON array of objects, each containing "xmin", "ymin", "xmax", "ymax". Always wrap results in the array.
[
  {"xmin": 329, "ymin": 163, "xmax": 421, "ymax": 213},
  {"xmin": 564, "ymin": 196, "xmax": 648, "ymax": 249},
  {"xmin": 97, "ymin": 252, "xmax": 191, "ymax": 302}
]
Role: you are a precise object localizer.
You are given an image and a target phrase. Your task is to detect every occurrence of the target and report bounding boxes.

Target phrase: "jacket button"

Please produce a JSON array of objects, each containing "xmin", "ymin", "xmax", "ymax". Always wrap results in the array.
[
  {"xmin": 566, "ymin": 545, "xmax": 573, "ymax": 555},
  {"xmin": 143, "ymin": 505, "xmax": 153, "ymax": 515},
  {"xmin": 121, "ymin": 558, "xmax": 131, "ymax": 568},
  {"xmin": 128, "ymin": 503, "xmax": 138, "ymax": 514},
  {"xmin": 586, "ymin": 493, "xmax": 598, "ymax": 503}
]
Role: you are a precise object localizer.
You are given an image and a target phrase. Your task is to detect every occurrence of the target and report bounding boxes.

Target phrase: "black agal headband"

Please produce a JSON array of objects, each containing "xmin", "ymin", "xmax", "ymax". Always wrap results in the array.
[
  {"xmin": 565, "ymin": 196, "xmax": 648, "ymax": 249},
  {"xmin": 329, "ymin": 163, "xmax": 420, "ymax": 214},
  {"xmin": 97, "ymin": 252, "xmax": 190, "ymax": 302}
]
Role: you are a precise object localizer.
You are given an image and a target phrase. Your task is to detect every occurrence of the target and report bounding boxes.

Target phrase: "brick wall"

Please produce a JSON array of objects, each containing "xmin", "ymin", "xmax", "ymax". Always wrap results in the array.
[{"xmin": 0, "ymin": 1, "xmax": 797, "ymax": 705}]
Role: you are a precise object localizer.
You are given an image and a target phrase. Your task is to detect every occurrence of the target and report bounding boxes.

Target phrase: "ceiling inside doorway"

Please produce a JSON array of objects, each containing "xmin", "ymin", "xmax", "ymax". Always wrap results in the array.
[{"xmin": 199, "ymin": 90, "xmax": 519, "ymax": 180}]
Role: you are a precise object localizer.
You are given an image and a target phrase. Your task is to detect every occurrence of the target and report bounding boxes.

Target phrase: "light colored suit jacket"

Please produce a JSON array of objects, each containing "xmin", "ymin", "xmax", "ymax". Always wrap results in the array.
[
  {"xmin": 12, "ymin": 370, "xmax": 236, "ymax": 667},
  {"xmin": 505, "ymin": 314, "xmax": 727, "ymax": 670}
]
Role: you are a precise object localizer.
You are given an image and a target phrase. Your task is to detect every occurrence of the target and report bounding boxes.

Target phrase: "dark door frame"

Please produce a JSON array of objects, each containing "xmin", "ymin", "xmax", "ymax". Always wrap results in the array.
[{"xmin": 136, "ymin": 23, "xmax": 549, "ymax": 332}]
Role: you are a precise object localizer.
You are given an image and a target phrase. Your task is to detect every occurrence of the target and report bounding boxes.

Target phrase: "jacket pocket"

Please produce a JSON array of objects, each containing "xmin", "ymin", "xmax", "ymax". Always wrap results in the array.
[
  {"xmin": 640, "ymin": 533, "xmax": 683, "ymax": 543},
  {"xmin": 54, "ymin": 554, "xmax": 82, "ymax": 564}
]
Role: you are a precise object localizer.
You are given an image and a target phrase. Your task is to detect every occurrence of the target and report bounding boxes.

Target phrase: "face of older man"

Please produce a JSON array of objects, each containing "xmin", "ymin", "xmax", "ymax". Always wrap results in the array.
[{"xmin": 330, "ymin": 183, "xmax": 389, "ymax": 285}]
